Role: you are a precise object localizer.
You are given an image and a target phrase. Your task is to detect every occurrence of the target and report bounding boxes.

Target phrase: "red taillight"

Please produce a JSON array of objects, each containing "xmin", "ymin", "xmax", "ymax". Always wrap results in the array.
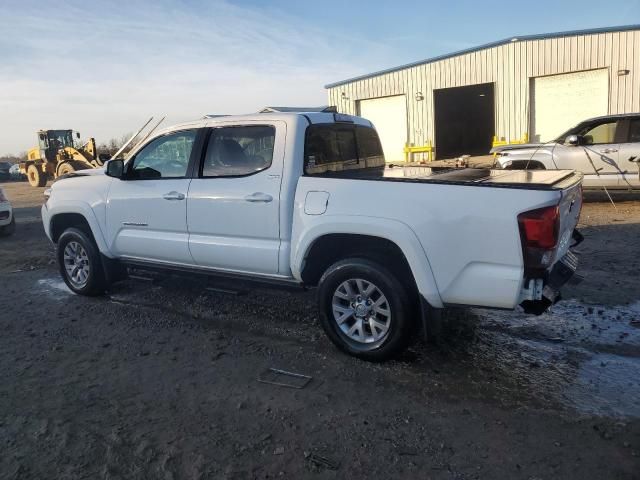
[{"xmin": 518, "ymin": 206, "xmax": 559, "ymax": 249}]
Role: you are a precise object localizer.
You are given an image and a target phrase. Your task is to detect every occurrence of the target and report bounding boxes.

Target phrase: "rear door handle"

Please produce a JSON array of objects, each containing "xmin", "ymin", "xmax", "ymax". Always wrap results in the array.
[
  {"xmin": 163, "ymin": 191, "xmax": 185, "ymax": 201},
  {"xmin": 600, "ymin": 148, "xmax": 618, "ymax": 154},
  {"xmin": 244, "ymin": 192, "xmax": 273, "ymax": 203}
]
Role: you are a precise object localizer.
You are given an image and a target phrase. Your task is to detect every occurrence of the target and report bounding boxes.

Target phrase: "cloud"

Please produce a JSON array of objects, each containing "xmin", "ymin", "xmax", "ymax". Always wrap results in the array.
[{"xmin": 0, "ymin": 0, "xmax": 389, "ymax": 153}]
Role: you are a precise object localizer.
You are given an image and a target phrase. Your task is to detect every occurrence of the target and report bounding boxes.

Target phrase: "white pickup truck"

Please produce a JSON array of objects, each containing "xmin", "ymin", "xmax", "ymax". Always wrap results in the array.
[{"xmin": 42, "ymin": 111, "xmax": 584, "ymax": 360}]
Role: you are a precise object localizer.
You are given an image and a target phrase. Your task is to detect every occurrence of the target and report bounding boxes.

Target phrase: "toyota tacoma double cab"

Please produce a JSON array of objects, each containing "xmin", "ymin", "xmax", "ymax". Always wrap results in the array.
[{"xmin": 42, "ymin": 110, "xmax": 584, "ymax": 360}]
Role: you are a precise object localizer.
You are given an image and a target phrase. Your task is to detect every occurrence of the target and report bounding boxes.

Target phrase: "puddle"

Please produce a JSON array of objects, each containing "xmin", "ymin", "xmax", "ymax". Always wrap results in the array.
[
  {"xmin": 37, "ymin": 277, "xmax": 72, "ymax": 296},
  {"xmin": 477, "ymin": 300, "xmax": 640, "ymax": 351},
  {"xmin": 469, "ymin": 300, "xmax": 640, "ymax": 418},
  {"xmin": 564, "ymin": 353, "xmax": 640, "ymax": 417}
]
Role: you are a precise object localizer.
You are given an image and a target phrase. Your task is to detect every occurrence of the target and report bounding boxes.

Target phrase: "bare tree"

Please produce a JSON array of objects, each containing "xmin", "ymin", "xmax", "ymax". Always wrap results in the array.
[
  {"xmin": 97, "ymin": 133, "xmax": 133, "ymax": 157},
  {"xmin": 0, "ymin": 152, "xmax": 27, "ymax": 164}
]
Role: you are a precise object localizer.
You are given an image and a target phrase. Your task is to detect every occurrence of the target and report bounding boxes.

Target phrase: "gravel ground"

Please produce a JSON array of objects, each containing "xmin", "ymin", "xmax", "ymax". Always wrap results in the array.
[{"xmin": 1, "ymin": 180, "xmax": 639, "ymax": 479}]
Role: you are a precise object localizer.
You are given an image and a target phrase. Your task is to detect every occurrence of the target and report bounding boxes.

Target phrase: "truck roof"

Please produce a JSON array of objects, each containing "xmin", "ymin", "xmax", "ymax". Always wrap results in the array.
[{"xmin": 155, "ymin": 112, "xmax": 373, "ymax": 137}]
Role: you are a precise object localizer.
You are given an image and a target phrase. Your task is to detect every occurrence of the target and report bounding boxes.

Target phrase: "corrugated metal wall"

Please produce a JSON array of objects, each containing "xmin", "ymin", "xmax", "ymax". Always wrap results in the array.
[{"xmin": 327, "ymin": 29, "xmax": 640, "ymax": 153}]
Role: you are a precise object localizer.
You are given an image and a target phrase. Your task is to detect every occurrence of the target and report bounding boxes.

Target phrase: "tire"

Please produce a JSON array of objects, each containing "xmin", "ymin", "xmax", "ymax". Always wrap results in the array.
[
  {"xmin": 57, "ymin": 162, "xmax": 76, "ymax": 177},
  {"xmin": 27, "ymin": 164, "xmax": 47, "ymax": 187},
  {"xmin": 57, "ymin": 227, "xmax": 106, "ymax": 296},
  {"xmin": 317, "ymin": 258, "xmax": 414, "ymax": 361},
  {"xmin": 0, "ymin": 215, "xmax": 15, "ymax": 237}
]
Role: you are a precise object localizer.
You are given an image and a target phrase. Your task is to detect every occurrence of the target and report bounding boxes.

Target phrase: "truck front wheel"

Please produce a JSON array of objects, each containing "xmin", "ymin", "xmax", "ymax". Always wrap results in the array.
[
  {"xmin": 317, "ymin": 258, "xmax": 414, "ymax": 361},
  {"xmin": 57, "ymin": 227, "xmax": 106, "ymax": 296},
  {"xmin": 27, "ymin": 164, "xmax": 47, "ymax": 187}
]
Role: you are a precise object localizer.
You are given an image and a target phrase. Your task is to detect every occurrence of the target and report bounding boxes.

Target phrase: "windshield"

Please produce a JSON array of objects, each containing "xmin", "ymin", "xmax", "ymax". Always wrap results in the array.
[{"xmin": 47, "ymin": 130, "xmax": 74, "ymax": 149}]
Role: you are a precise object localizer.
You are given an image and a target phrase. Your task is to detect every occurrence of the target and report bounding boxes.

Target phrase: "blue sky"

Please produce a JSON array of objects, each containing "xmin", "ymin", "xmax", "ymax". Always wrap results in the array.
[{"xmin": 0, "ymin": 0, "xmax": 638, "ymax": 154}]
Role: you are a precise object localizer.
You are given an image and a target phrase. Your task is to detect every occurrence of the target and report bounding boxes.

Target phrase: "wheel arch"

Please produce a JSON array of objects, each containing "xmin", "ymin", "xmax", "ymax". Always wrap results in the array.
[
  {"xmin": 50, "ymin": 212, "xmax": 94, "ymax": 243},
  {"xmin": 293, "ymin": 218, "xmax": 443, "ymax": 308},
  {"xmin": 47, "ymin": 203, "xmax": 112, "ymax": 257}
]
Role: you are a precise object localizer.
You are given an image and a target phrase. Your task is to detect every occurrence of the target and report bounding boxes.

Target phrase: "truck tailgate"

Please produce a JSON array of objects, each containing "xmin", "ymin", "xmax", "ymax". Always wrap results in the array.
[{"xmin": 555, "ymin": 180, "xmax": 582, "ymax": 262}]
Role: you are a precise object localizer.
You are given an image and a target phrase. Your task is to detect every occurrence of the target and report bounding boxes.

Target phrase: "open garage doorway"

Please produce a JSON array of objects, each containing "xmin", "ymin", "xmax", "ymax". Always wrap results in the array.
[{"xmin": 433, "ymin": 83, "xmax": 495, "ymax": 159}]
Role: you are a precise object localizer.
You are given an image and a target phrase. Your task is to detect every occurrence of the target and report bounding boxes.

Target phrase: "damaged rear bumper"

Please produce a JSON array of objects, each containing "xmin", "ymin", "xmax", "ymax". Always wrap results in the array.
[{"xmin": 520, "ymin": 230, "xmax": 583, "ymax": 315}]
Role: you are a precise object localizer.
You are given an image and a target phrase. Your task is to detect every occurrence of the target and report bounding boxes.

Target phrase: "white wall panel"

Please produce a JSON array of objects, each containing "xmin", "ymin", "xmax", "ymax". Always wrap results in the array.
[{"xmin": 358, "ymin": 95, "xmax": 408, "ymax": 162}]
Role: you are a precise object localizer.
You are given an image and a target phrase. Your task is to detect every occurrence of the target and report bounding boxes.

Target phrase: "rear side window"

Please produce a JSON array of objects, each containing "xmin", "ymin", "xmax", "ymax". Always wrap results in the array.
[
  {"xmin": 304, "ymin": 124, "xmax": 385, "ymax": 175},
  {"xmin": 201, "ymin": 125, "xmax": 275, "ymax": 177}
]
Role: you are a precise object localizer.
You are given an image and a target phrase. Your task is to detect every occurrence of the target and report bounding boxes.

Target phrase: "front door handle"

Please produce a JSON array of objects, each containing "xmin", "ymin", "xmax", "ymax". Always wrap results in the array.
[
  {"xmin": 163, "ymin": 191, "xmax": 185, "ymax": 201},
  {"xmin": 244, "ymin": 192, "xmax": 273, "ymax": 203},
  {"xmin": 600, "ymin": 148, "xmax": 618, "ymax": 154}
]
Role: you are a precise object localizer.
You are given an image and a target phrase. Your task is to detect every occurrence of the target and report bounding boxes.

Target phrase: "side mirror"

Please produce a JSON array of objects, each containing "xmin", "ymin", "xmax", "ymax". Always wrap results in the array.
[
  {"xmin": 76, "ymin": 132, "xmax": 81, "ymax": 139},
  {"xmin": 565, "ymin": 134, "xmax": 581, "ymax": 146},
  {"xmin": 105, "ymin": 159, "xmax": 124, "ymax": 179}
]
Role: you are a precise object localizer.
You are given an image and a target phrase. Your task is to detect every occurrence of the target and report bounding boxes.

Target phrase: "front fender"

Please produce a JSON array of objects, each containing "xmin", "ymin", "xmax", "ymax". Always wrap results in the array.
[
  {"xmin": 291, "ymin": 215, "xmax": 443, "ymax": 308},
  {"xmin": 44, "ymin": 200, "xmax": 113, "ymax": 257}
]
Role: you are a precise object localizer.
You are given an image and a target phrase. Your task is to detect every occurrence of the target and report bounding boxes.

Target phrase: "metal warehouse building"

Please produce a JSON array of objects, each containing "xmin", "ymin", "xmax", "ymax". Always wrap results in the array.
[{"xmin": 326, "ymin": 25, "xmax": 640, "ymax": 161}]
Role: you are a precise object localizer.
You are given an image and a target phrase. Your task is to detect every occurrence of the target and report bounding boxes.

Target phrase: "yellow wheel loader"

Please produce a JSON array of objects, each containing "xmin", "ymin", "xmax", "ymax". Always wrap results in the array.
[{"xmin": 20, "ymin": 130, "xmax": 107, "ymax": 187}]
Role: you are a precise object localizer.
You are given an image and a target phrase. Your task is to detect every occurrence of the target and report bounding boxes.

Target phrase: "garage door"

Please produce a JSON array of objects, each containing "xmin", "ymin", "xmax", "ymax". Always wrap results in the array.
[
  {"xmin": 531, "ymin": 69, "xmax": 609, "ymax": 142},
  {"xmin": 358, "ymin": 95, "xmax": 407, "ymax": 162}
]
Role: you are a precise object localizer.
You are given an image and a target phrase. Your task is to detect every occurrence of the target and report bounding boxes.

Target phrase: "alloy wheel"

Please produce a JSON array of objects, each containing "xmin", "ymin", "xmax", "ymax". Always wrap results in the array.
[
  {"xmin": 331, "ymin": 278, "xmax": 391, "ymax": 345},
  {"xmin": 63, "ymin": 241, "xmax": 91, "ymax": 288}
]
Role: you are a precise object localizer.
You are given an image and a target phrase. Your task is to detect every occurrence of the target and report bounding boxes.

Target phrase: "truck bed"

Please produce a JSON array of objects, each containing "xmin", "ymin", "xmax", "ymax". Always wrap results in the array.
[{"xmin": 317, "ymin": 166, "xmax": 581, "ymax": 190}]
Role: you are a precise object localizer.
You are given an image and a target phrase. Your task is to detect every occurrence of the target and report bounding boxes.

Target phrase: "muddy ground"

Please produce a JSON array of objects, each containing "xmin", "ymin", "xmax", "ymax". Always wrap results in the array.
[{"xmin": 0, "ymin": 180, "xmax": 639, "ymax": 479}]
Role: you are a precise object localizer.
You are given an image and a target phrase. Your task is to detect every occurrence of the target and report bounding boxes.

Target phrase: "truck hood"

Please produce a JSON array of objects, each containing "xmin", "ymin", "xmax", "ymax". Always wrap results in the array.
[{"xmin": 490, "ymin": 142, "xmax": 557, "ymax": 154}]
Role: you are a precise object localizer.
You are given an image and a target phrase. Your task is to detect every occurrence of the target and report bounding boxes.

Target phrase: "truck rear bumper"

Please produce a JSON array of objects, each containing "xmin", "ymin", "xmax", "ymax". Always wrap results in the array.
[{"xmin": 520, "ymin": 247, "xmax": 581, "ymax": 315}]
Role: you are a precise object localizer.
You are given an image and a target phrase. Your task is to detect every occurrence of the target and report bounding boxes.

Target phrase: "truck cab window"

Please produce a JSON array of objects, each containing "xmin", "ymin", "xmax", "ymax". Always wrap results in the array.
[
  {"xmin": 356, "ymin": 126, "xmax": 385, "ymax": 168},
  {"xmin": 304, "ymin": 124, "xmax": 385, "ymax": 175},
  {"xmin": 129, "ymin": 130, "xmax": 196, "ymax": 180},
  {"xmin": 201, "ymin": 125, "xmax": 275, "ymax": 177}
]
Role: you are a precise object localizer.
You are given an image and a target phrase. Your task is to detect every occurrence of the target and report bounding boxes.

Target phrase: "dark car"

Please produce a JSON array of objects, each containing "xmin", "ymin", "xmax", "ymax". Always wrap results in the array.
[{"xmin": 0, "ymin": 162, "xmax": 12, "ymax": 181}]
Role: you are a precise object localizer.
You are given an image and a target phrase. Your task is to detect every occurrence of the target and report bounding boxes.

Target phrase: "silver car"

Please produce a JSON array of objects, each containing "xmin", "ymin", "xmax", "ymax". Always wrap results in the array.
[{"xmin": 492, "ymin": 114, "xmax": 640, "ymax": 189}]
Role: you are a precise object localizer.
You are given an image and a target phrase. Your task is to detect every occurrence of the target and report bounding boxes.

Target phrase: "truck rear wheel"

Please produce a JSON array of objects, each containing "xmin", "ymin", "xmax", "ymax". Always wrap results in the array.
[
  {"xmin": 317, "ymin": 258, "xmax": 414, "ymax": 361},
  {"xmin": 27, "ymin": 164, "xmax": 47, "ymax": 187},
  {"xmin": 57, "ymin": 227, "xmax": 106, "ymax": 296}
]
